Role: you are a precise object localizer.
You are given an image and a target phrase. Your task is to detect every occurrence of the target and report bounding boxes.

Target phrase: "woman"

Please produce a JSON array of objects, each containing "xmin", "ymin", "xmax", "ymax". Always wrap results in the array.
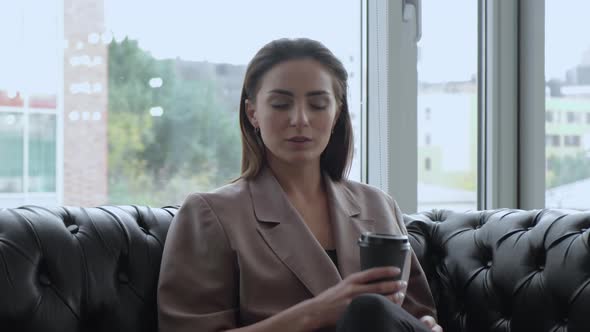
[{"xmin": 158, "ymin": 38, "xmax": 442, "ymax": 332}]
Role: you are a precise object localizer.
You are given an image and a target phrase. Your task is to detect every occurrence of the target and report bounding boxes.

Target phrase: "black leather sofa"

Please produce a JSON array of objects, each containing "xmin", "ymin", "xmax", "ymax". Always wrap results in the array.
[{"xmin": 0, "ymin": 205, "xmax": 588, "ymax": 332}]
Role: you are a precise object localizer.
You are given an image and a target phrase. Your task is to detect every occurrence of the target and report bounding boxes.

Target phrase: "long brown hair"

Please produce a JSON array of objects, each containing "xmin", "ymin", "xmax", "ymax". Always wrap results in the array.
[{"xmin": 238, "ymin": 38, "xmax": 353, "ymax": 181}]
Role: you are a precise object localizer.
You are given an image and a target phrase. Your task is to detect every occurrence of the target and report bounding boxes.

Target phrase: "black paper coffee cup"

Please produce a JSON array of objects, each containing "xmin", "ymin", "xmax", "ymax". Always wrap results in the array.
[{"xmin": 358, "ymin": 232, "xmax": 410, "ymax": 281}]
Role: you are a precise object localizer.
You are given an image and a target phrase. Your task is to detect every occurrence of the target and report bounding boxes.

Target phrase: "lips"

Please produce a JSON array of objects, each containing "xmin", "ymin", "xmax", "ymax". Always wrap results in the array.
[{"xmin": 286, "ymin": 136, "xmax": 312, "ymax": 142}]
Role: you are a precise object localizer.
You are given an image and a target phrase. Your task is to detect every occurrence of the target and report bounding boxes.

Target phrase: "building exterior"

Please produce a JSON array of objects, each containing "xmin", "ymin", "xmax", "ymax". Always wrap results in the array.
[
  {"xmin": 545, "ymin": 88, "xmax": 590, "ymax": 159},
  {"xmin": 63, "ymin": 0, "xmax": 109, "ymax": 206},
  {"xmin": 0, "ymin": 0, "xmax": 108, "ymax": 208},
  {"xmin": 417, "ymin": 71, "xmax": 590, "ymax": 210}
]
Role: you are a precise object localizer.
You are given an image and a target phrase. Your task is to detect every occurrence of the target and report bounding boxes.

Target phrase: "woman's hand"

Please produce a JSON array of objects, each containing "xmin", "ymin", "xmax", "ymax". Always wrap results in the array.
[
  {"xmin": 304, "ymin": 266, "xmax": 407, "ymax": 330},
  {"xmin": 420, "ymin": 315, "xmax": 443, "ymax": 332}
]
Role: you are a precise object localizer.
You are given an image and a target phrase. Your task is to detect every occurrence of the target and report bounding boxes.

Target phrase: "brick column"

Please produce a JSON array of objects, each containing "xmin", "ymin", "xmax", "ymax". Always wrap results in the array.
[{"xmin": 63, "ymin": 0, "xmax": 108, "ymax": 206}]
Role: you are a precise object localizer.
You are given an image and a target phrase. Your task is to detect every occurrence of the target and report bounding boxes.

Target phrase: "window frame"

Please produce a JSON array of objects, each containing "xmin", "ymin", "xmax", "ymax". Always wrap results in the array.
[
  {"xmin": 518, "ymin": 0, "xmax": 546, "ymax": 209},
  {"xmin": 0, "ymin": 0, "xmax": 65, "ymax": 207},
  {"xmin": 365, "ymin": 0, "xmax": 547, "ymax": 211},
  {"xmin": 366, "ymin": 0, "xmax": 419, "ymax": 212}
]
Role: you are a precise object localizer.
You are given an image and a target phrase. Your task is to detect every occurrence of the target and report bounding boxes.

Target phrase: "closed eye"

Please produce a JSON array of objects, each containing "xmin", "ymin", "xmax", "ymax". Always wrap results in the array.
[
  {"xmin": 271, "ymin": 103, "xmax": 290, "ymax": 110},
  {"xmin": 308, "ymin": 96, "xmax": 330, "ymax": 111},
  {"xmin": 310, "ymin": 103, "xmax": 327, "ymax": 110}
]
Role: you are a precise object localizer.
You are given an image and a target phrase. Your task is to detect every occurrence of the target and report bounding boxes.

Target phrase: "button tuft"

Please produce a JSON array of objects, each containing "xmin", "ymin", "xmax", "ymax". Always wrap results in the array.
[
  {"xmin": 39, "ymin": 274, "xmax": 51, "ymax": 286},
  {"xmin": 67, "ymin": 224, "xmax": 79, "ymax": 234},
  {"xmin": 118, "ymin": 272, "xmax": 129, "ymax": 284}
]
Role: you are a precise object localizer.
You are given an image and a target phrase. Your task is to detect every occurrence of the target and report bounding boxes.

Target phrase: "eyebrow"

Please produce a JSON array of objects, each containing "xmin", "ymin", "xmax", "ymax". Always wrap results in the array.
[{"xmin": 267, "ymin": 89, "xmax": 331, "ymax": 97}]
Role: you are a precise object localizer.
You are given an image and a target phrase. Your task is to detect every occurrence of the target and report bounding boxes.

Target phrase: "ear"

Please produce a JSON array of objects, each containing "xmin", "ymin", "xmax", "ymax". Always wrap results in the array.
[{"xmin": 245, "ymin": 99, "xmax": 259, "ymax": 128}]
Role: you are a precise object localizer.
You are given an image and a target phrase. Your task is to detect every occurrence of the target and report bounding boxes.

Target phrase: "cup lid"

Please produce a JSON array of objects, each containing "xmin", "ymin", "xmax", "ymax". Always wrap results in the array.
[{"xmin": 358, "ymin": 232, "xmax": 409, "ymax": 246}]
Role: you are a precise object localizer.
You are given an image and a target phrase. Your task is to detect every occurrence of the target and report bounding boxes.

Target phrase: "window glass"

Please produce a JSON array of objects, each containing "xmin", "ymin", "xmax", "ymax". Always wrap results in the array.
[
  {"xmin": 545, "ymin": 0, "xmax": 590, "ymax": 209},
  {"xmin": 417, "ymin": 0, "xmax": 478, "ymax": 211},
  {"xmin": 28, "ymin": 114, "xmax": 57, "ymax": 192},
  {"xmin": 0, "ymin": 113, "xmax": 24, "ymax": 193},
  {"xmin": 0, "ymin": 0, "xmax": 363, "ymax": 207}
]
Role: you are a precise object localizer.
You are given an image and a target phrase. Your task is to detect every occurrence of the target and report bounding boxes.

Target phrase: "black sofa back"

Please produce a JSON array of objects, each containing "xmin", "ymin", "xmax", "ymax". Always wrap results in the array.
[
  {"xmin": 1, "ymin": 206, "xmax": 589, "ymax": 332},
  {"xmin": 0, "ymin": 206, "xmax": 176, "ymax": 332},
  {"xmin": 405, "ymin": 209, "xmax": 590, "ymax": 332}
]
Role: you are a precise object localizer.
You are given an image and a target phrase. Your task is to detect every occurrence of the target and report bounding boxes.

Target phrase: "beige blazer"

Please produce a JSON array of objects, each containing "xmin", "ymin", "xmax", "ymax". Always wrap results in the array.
[{"xmin": 158, "ymin": 167, "xmax": 436, "ymax": 332}]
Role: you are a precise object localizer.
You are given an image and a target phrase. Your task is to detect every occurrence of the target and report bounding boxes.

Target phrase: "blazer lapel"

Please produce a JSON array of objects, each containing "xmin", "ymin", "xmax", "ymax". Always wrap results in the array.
[
  {"xmin": 324, "ymin": 176, "xmax": 375, "ymax": 279},
  {"xmin": 250, "ymin": 168, "xmax": 341, "ymax": 297}
]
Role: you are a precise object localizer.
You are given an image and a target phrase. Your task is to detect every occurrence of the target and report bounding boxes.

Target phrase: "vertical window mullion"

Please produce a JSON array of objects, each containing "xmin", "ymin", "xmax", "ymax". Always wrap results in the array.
[
  {"xmin": 23, "ymin": 94, "xmax": 30, "ymax": 201},
  {"xmin": 477, "ymin": 0, "xmax": 488, "ymax": 210},
  {"xmin": 366, "ymin": 0, "xmax": 419, "ymax": 213},
  {"xmin": 518, "ymin": 0, "xmax": 546, "ymax": 209},
  {"xmin": 480, "ymin": 0, "xmax": 519, "ymax": 210},
  {"xmin": 57, "ymin": 0, "xmax": 65, "ymax": 205}
]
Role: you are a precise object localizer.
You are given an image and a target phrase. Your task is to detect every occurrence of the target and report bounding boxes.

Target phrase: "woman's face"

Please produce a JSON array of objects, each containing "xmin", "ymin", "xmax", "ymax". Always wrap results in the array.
[{"xmin": 246, "ymin": 59, "xmax": 340, "ymax": 166}]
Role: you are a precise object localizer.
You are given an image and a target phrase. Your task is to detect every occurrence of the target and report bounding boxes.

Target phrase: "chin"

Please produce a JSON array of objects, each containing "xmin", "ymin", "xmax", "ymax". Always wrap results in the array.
[{"xmin": 277, "ymin": 152, "xmax": 320, "ymax": 166}]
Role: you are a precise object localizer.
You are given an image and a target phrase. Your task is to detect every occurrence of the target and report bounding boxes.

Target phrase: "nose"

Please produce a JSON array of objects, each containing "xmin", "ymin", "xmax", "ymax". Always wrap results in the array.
[{"xmin": 289, "ymin": 104, "xmax": 310, "ymax": 129}]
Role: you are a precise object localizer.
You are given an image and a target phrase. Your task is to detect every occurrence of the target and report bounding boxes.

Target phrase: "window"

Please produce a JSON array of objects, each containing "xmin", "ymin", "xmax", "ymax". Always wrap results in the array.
[
  {"xmin": 546, "ymin": 135, "xmax": 560, "ymax": 147},
  {"xmin": 375, "ymin": 1, "xmax": 587, "ymax": 211},
  {"xmin": 567, "ymin": 111, "xmax": 578, "ymax": 124},
  {"xmin": 563, "ymin": 135, "xmax": 581, "ymax": 147},
  {"xmin": 0, "ymin": 114, "xmax": 24, "ymax": 193},
  {"xmin": 555, "ymin": 111, "xmax": 561, "ymax": 123},
  {"xmin": 545, "ymin": 0, "xmax": 590, "ymax": 209},
  {"xmin": 417, "ymin": 0, "xmax": 477, "ymax": 212},
  {"xmin": 546, "ymin": 110, "xmax": 554, "ymax": 122},
  {"xmin": 0, "ymin": 0, "xmax": 60, "ymax": 207},
  {"xmin": 1, "ymin": 0, "xmax": 363, "ymax": 208}
]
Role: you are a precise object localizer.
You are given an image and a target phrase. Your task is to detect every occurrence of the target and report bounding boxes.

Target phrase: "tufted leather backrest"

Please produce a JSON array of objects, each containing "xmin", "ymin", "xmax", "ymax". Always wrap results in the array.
[
  {"xmin": 405, "ymin": 209, "xmax": 590, "ymax": 332},
  {"xmin": 0, "ymin": 205, "xmax": 177, "ymax": 332},
  {"xmin": 2, "ymin": 206, "xmax": 589, "ymax": 332}
]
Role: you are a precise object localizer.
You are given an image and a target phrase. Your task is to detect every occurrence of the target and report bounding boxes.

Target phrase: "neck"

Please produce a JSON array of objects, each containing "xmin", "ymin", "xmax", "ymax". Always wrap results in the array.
[{"xmin": 267, "ymin": 156, "xmax": 323, "ymax": 198}]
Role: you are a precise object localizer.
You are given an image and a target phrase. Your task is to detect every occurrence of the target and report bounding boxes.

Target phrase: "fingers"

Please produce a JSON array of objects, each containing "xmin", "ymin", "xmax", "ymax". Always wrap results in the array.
[
  {"xmin": 420, "ymin": 315, "xmax": 436, "ymax": 327},
  {"xmin": 356, "ymin": 279, "xmax": 407, "ymax": 298},
  {"xmin": 343, "ymin": 267, "xmax": 406, "ymax": 304},
  {"xmin": 420, "ymin": 315, "xmax": 443, "ymax": 332},
  {"xmin": 384, "ymin": 280, "xmax": 407, "ymax": 305},
  {"xmin": 347, "ymin": 266, "xmax": 400, "ymax": 284},
  {"xmin": 387, "ymin": 290, "xmax": 405, "ymax": 305}
]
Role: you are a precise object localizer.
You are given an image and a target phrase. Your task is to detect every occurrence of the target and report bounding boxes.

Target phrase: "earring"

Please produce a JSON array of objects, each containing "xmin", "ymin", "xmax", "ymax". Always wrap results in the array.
[{"xmin": 255, "ymin": 127, "xmax": 260, "ymax": 134}]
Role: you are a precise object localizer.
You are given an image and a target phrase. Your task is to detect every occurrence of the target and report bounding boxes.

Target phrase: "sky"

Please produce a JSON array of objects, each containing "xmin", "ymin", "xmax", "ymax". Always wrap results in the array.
[
  {"xmin": 103, "ymin": 0, "xmax": 360, "ymax": 65},
  {"xmin": 545, "ymin": 0, "xmax": 590, "ymax": 80},
  {"xmin": 418, "ymin": 0, "xmax": 478, "ymax": 83},
  {"xmin": 418, "ymin": 0, "xmax": 590, "ymax": 83},
  {"xmin": 102, "ymin": 0, "xmax": 480, "ymax": 81},
  {"xmin": 102, "ymin": 0, "xmax": 590, "ymax": 83},
  {"xmin": 0, "ymin": 0, "xmax": 589, "ymax": 93},
  {"xmin": 0, "ymin": 0, "xmax": 60, "ymax": 93}
]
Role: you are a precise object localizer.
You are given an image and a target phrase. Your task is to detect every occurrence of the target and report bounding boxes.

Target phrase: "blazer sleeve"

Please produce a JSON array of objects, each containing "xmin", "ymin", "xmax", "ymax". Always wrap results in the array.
[
  {"xmin": 390, "ymin": 197, "xmax": 438, "ymax": 320},
  {"xmin": 158, "ymin": 193, "xmax": 239, "ymax": 332}
]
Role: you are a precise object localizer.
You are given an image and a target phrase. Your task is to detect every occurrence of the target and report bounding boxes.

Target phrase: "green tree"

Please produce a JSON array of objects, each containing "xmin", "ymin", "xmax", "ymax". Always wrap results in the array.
[
  {"xmin": 547, "ymin": 153, "xmax": 590, "ymax": 188},
  {"xmin": 107, "ymin": 38, "xmax": 241, "ymax": 206}
]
